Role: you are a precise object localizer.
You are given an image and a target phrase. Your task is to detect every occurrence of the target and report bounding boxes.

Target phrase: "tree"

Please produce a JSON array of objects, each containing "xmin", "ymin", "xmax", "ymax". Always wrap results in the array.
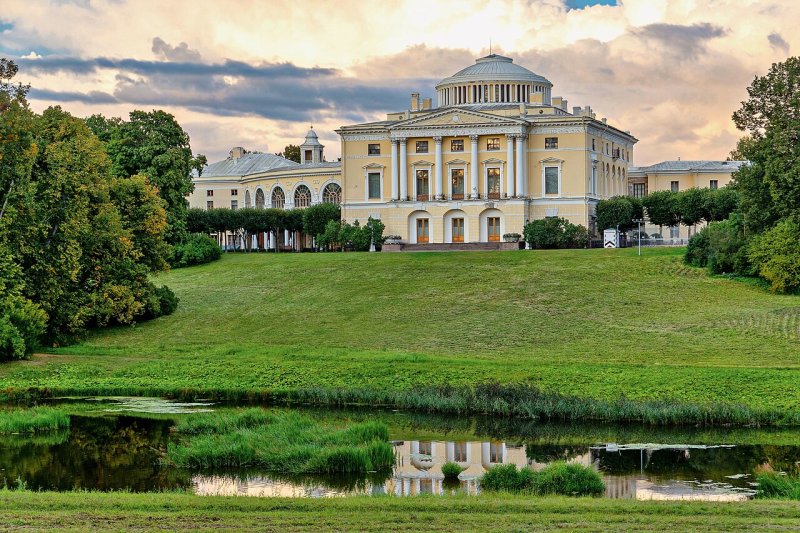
[
  {"xmin": 279, "ymin": 144, "xmax": 301, "ymax": 163},
  {"xmin": 642, "ymin": 190, "xmax": 680, "ymax": 230},
  {"xmin": 732, "ymin": 57, "xmax": 800, "ymax": 138},
  {"xmin": 302, "ymin": 203, "xmax": 341, "ymax": 244},
  {"xmin": 93, "ymin": 110, "xmax": 201, "ymax": 243},
  {"xmin": 704, "ymin": 186, "xmax": 739, "ymax": 222},
  {"xmin": 523, "ymin": 218, "xmax": 588, "ymax": 249},
  {"xmin": 676, "ymin": 188, "xmax": 709, "ymax": 228},
  {"xmin": 595, "ymin": 196, "xmax": 642, "ymax": 232}
]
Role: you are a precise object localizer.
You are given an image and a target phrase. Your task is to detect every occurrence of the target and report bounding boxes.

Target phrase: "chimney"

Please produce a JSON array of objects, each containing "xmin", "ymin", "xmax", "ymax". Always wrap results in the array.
[
  {"xmin": 560, "ymin": 99, "xmax": 568, "ymax": 111},
  {"xmin": 410, "ymin": 92, "xmax": 420, "ymax": 112},
  {"xmin": 573, "ymin": 106, "xmax": 581, "ymax": 115},
  {"xmin": 229, "ymin": 147, "xmax": 245, "ymax": 159},
  {"xmin": 422, "ymin": 97, "xmax": 432, "ymax": 110},
  {"xmin": 601, "ymin": 118, "xmax": 607, "ymax": 124}
]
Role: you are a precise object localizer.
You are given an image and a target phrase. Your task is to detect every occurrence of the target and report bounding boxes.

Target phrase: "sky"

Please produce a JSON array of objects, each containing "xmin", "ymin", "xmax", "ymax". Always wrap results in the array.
[{"xmin": 0, "ymin": 0, "xmax": 795, "ymax": 165}]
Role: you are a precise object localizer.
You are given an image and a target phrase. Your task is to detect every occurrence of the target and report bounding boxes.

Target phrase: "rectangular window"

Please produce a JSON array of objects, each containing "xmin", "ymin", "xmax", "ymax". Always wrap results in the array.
[
  {"xmin": 451, "ymin": 169, "xmax": 465, "ymax": 199},
  {"xmin": 592, "ymin": 139, "xmax": 596, "ymax": 151},
  {"xmin": 670, "ymin": 225, "xmax": 680, "ymax": 239},
  {"xmin": 304, "ymin": 149, "xmax": 312, "ymax": 161},
  {"xmin": 230, "ymin": 200, "xmax": 238, "ymax": 210},
  {"xmin": 487, "ymin": 168, "xmax": 500, "ymax": 199},
  {"xmin": 368, "ymin": 143, "xmax": 380, "ymax": 155},
  {"xmin": 416, "ymin": 169, "xmax": 430, "ymax": 200},
  {"xmin": 452, "ymin": 218, "xmax": 464, "ymax": 243},
  {"xmin": 418, "ymin": 441, "xmax": 432, "ymax": 456},
  {"xmin": 415, "ymin": 141, "xmax": 428, "ymax": 153},
  {"xmin": 488, "ymin": 217, "xmax": 500, "ymax": 242},
  {"xmin": 231, "ymin": 189, "xmax": 238, "ymax": 196},
  {"xmin": 368, "ymin": 172, "xmax": 381, "ymax": 199},
  {"xmin": 671, "ymin": 180, "xmax": 679, "ymax": 192},
  {"xmin": 710, "ymin": 180, "xmax": 718, "ymax": 190},
  {"xmin": 633, "ymin": 183, "xmax": 646, "ymax": 198},
  {"xmin": 545, "ymin": 166, "xmax": 559, "ymax": 195},
  {"xmin": 451, "ymin": 139, "xmax": 464, "ymax": 152},
  {"xmin": 486, "ymin": 138, "xmax": 500, "ymax": 151},
  {"xmin": 453, "ymin": 442, "xmax": 468, "ymax": 462},
  {"xmin": 206, "ymin": 190, "xmax": 214, "ymax": 197},
  {"xmin": 545, "ymin": 137, "xmax": 558, "ymax": 149},
  {"xmin": 490, "ymin": 442, "xmax": 503, "ymax": 463},
  {"xmin": 206, "ymin": 200, "xmax": 213, "ymax": 209}
]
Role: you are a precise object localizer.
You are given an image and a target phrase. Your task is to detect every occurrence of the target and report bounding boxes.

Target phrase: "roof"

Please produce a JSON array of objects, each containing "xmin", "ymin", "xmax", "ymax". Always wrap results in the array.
[
  {"xmin": 437, "ymin": 54, "xmax": 552, "ymax": 88},
  {"xmin": 629, "ymin": 160, "xmax": 747, "ymax": 174},
  {"xmin": 300, "ymin": 127, "xmax": 324, "ymax": 148},
  {"xmin": 197, "ymin": 153, "xmax": 299, "ymax": 178}
]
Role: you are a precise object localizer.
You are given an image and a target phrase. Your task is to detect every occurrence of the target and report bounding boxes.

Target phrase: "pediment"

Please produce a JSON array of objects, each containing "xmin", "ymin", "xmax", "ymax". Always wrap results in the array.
[
  {"xmin": 391, "ymin": 108, "xmax": 526, "ymax": 129},
  {"xmin": 447, "ymin": 158, "xmax": 469, "ymax": 165},
  {"xmin": 411, "ymin": 160, "xmax": 434, "ymax": 166},
  {"xmin": 540, "ymin": 157, "xmax": 564, "ymax": 163},
  {"xmin": 482, "ymin": 157, "xmax": 505, "ymax": 164},
  {"xmin": 363, "ymin": 162, "xmax": 385, "ymax": 169}
]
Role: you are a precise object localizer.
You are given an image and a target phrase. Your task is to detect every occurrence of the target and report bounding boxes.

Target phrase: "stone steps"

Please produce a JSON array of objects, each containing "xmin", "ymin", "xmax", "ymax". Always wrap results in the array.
[{"xmin": 384, "ymin": 242, "xmax": 520, "ymax": 252}]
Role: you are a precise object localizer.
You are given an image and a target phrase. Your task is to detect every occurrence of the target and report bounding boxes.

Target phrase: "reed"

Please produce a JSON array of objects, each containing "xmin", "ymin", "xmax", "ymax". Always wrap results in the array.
[
  {"xmin": 480, "ymin": 462, "xmax": 605, "ymax": 496},
  {"xmin": 0, "ymin": 407, "xmax": 70, "ymax": 434},
  {"xmin": 756, "ymin": 472, "xmax": 800, "ymax": 500},
  {"xmin": 167, "ymin": 409, "xmax": 394, "ymax": 474}
]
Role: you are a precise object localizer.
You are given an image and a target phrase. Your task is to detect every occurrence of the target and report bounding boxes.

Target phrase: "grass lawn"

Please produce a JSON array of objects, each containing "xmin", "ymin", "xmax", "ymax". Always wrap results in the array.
[
  {"xmin": 1, "ymin": 247, "xmax": 799, "ymax": 416},
  {"xmin": 0, "ymin": 491, "xmax": 798, "ymax": 532}
]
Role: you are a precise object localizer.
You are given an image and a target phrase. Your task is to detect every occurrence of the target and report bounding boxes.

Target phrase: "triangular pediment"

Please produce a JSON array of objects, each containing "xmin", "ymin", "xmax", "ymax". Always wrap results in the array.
[
  {"xmin": 363, "ymin": 162, "xmax": 385, "ymax": 169},
  {"xmin": 540, "ymin": 157, "xmax": 564, "ymax": 163},
  {"xmin": 391, "ymin": 107, "xmax": 526, "ymax": 129},
  {"xmin": 447, "ymin": 158, "xmax": 469, "ymax": 165}
]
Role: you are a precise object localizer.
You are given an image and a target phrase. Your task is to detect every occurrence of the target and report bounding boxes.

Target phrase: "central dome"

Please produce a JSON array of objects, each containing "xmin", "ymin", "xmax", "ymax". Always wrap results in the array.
[{"xmin": 435, "ymin": 54, "xmax": 553, "ymax": 108}]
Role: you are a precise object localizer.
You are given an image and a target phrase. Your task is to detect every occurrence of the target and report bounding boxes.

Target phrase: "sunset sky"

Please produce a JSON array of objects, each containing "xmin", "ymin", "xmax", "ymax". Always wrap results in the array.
[{"xmin": 1, "ymin": 0, "xmax": 794, "ymax": 165}]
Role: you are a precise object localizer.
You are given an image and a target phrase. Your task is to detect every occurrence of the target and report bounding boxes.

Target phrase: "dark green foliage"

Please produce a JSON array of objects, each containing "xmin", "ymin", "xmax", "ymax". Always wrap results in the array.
[
  {"xmin": 685, "ymin": 215, "xmax": 750, "ymax": 275},
  {"xmin": 279, "ymin": 144, "xmax": 301, "ymax": 163},
  {"xmin": 480, "ymin": 463, "xmax": 604, "ymax": 496},
  {"xmin": 676, "ymin": 188, "xmax": 709, "ymax": 227},
  {"xmin": 642, "ymin": 190, "xmax": 680, "ymax": 229},
  {"xmin": 705, "ymin": 187, "xmax": 740, "ymax": 222},
  {"xmin": 523, "ymin": 217, "xmax": 588, "ymax": 249},
  {"xmin": 0, "ymin": 407, "xmax": 70, "ymax": 434},
  {"xmin": 441, "ymin": 462, "xmax": 465, "ymax": 480},
  {"xmin": 748, "ymin": 218, "xmax": 800, "ymax": 293},
  {"xmin": 595, "ymin": 196, "xmax": 643, "ymax": 232},
  {"xmin": 186, "ymin": 208, "xmax": 211, "ymax": 234},
  {"xmin": 152, "ymin": 286, "xmax": 179, "ymax": 318},
  {"xmin": 302, "ymin": 203, "xmax": 341, "ymax": 244},
  {"xmin": 167, "ymin": 410, "xmax": 395, "ymax": 473},
  {"xmin": 170, "ymin": 234, "xmax": 221, "ymax": 268},
  {"xmin": 756, "ymin": 472, "xmax": 800, "ymax": 499},
  {"xmin": 0, "ymin": 246, "xmax": 46, "ymax": 361}
]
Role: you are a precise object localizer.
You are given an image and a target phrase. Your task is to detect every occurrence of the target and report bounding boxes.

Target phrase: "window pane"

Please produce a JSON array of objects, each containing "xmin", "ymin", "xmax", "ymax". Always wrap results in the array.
[
  {"xmin": 368, "ymin": 173, "xmax": 381, "ymax": 199},
  {"xmin": 451, "ymin": 169, "xmax": 464, "ymax": 196},
  {"xmin": 545, "ymin": 167, "xmax": 559, "ymax": 194},
  {"xmin": 487, "ymin": 168, "xmax": 500, "ymax": 198},
  {"xmin": 545, "ymin": 137, "xmax": 558, "ymax": 149},
  {"xmin": 451, "ymin": 139, "xmax": 464, "ymax": 152},
  {"xmin": 368, "ymin": 143, "xmax": 380, "ymax": 155},
  {"xmin": 416, "ymin": 141, "xmax": 428, "ymax": 153}
]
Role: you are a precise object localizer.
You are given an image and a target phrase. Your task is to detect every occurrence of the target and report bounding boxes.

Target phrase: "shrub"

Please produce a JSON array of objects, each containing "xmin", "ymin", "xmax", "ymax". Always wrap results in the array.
[
  {"xmin": 748, "ymin": 218, "xmax": 800, "ymax": 293},
  {"xmin": 685, "ymin": 215, "xmax": 749, "ymax": 275},
  {"xmin": 524, "ymin": 218, "xmax": 588, "ymax": 249},
  {"xmin": 442, "ymin": 462, "xmax": 465, "ymax": 480},
  {"xmin": 596, "ymin": 196, "xmax": 643, "ymax": 232},
  {"xmin": 0, "ymin": 295, "xmax": 47, "ymax": 362},
  {"xmin": 170, "ymin": 233, "xmax": 222, "ymax": 268},
  {"xmin": 154, "ymin": 286, "xmax": 179, "ymax": 317},
  {"xmin": 480, "ymin": 463, "xmax": 604, "ymax": 496}
]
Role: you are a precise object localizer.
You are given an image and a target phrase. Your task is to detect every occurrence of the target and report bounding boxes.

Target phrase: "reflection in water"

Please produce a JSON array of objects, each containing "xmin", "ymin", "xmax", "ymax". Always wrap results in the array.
[{"xmin": 2, "ymin": 411, "xmax": 799, "ymax": 501}]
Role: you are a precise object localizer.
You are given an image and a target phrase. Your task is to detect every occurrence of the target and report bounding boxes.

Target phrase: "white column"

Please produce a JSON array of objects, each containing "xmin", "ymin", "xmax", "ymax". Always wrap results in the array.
[
  {"xmin": 516, "ymin": 135, "xmax": 525, "ymax": 197},
  {"xmin": 434, "ymin": 136, "xmax": 443, "ymax": 200},
  {"xmin": 399, "ymin": 138, "xmax": 408, "ymax": 201},
  {"xmin": 470, "ymin": 135, "xmax": 479, "ymax": 199},
  {"xmin": 506, "ymin": 134, "xmax": 515, "ymax": 198},
  {"xmin": 391, "ymin": 140, "xmax": 399, "ymax": 200}
]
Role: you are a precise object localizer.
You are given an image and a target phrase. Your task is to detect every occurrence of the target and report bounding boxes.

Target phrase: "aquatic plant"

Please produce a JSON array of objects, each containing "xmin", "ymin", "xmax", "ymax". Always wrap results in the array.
[
  {"xmin": 480, "ymin": 462, "xmax": 604, "ymax": 496},
  {"xmin": 441, "ymin": 462, "xmax": 464, "ymax": 480},
  {"xmin": 756, "ymin": 472, "xmax": 800, "ymax": 500},
  {"xmin": 0, "ymin": 407, "xmax": 70, "ymax": 434},
  {"xmin": 167, "ymin": 410, "xmax": 394, "ymax": 474}
]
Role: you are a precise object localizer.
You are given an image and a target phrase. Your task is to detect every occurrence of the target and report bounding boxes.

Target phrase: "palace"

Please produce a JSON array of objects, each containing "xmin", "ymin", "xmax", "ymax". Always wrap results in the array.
[{"xmin": 188, "ymin": 53, "xmax": 740, "ymax": 249}]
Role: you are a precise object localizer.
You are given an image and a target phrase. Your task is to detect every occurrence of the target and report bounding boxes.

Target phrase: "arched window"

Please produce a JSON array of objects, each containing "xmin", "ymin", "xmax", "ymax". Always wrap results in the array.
[
  {"xmin": 294, "ymin": 184, "xmax": 311, "ymax": 208},
  {"xmin": 322, "ymin": 183, "xmax": 341, "ymax": 205},
  {"xmin": 245, "ymin": 190, "xmax": 252, "ymax": 208},
  {"xmin": 255, "ymin": 189, "xmax": 265, "ymax": 209},
  {"xmin": 271, "ymin": 187, "xmax": 285, "ymax": 209}
]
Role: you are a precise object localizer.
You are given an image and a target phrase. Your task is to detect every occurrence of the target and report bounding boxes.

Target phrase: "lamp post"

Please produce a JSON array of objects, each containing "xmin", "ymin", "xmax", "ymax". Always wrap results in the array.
[{"xmin": 632, "ymin": 218, "xmax": 643, "ymax": 256}]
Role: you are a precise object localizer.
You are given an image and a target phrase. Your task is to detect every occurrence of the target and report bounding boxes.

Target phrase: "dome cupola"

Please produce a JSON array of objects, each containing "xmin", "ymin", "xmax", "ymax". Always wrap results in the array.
[
  {"xmin": 435, "ymin": 54, "xmax": 553, "ymax": 107},
  {"xmin": 299, "ymin": 126, "xmax": 324, "ymax": 164}
]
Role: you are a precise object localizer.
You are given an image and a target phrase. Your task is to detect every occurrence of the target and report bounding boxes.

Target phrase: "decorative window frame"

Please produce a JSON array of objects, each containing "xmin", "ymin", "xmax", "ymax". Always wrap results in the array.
[
  {"xmin": 363, "ymin": 163, "xmax": 385, "ymax": 201},
  {"xmin": 320, "ymin": 179, "xmax": 343, "ymax": 204},
  {"xmin": 255, "ymin": 186, "xmax": 266, "ymax": 209},
  {"xmin": 540, "ymin": 157, "xmax": 564, "ymax": 198},
  {"xmin": 269, "ymin": 184, "xmax": 286, "ymax": 209},
  {"xmin": 292, "ymin": 182, "xmax": 314, "ymax": 209},
  {"xmin": 411, "ymin": 160, "xmax": 434, "ymax": 199},
  {"xmin": 446, "ymin": 158, "xmax": 469, "ymax": 197},
  {"xmin": 481, "ymin": 157, "xmax": 505, "ymax": 198}
]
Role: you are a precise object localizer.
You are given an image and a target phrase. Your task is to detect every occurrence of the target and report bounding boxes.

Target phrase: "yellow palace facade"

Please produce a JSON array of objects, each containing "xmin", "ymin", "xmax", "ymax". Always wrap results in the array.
[{"xmin": 188, "ymin": 53, "xmax": 740, "ymax": 248}]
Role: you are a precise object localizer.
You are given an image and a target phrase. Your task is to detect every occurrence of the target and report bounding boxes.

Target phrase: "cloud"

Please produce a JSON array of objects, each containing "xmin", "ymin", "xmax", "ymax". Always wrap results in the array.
[
  {"xmin": 631, "ymin": 23, "xmax": 727, "ymax": 61},
  {"xmin": 21, "ymin": 51, "xmax": 41, "ymax": 59},
  {"xmin": 28, "ymin": 88, "xmax": 118, "ymax": 104},
  {"xmin": 151, "ymin": 37, "xmax": 202, "ymax": 62},
  {"xmin": 767, "ymin": 32, "xmax": 790, "ymax": 54}
]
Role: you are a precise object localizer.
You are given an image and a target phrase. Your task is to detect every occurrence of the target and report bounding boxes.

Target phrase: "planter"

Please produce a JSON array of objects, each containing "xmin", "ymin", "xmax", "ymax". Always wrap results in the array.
[{"xmin": 382, "ymin": 243, "xmax": 403, "ymax": 252}]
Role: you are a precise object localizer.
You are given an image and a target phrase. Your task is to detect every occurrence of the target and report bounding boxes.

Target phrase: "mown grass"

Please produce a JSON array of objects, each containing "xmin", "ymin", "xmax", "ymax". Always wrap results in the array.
[
  {"xmin": 1, "ymin": 490, "xmax": 799, "ymax": 532},
  {"xmin": 756, "ymin": 472, "xmax": 800, "ymax": 499},
  {"xmin": 0, "ymin": 407, "xmax": 70, "ymax": 434},
  {"xmin": 1, "ymin": 248, "xmax": 799, "ymax": 422},
  {"xmin": 166, "ymin": 409, "xmax": 394, "ymax": 473},
  {"xmin": 480, "ymin": 462, "xmax": 605, "ymax": 496}
]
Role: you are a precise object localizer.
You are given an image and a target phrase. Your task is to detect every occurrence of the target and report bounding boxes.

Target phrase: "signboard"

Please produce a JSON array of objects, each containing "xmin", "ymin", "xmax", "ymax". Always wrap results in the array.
[{"xmin": 604, "ymin": 228, "xmax": 619, "ymax": 248}]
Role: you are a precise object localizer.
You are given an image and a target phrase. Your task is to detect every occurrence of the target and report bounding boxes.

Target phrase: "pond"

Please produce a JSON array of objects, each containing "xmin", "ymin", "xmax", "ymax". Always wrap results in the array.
[{"xmin": 2, "ymin": 398, "xmax": 799, "ymax": 501}]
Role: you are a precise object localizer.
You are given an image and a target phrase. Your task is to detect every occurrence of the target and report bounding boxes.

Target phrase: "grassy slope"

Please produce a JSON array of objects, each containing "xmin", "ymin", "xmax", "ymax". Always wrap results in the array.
[
  {"xmin": 1, "ymin": 248, "xmax": 799, "ymax": 410},
  {"xmin": 0, "ymin": 491, "xmax": 798, "ymax": 532}
]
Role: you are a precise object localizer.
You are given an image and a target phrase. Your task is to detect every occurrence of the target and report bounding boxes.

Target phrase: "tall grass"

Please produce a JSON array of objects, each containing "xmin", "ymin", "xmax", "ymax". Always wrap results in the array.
[
  {"xmin": 480, "ymin": 462, "xmax": 605, "ymax": 496},
  {"xmin": 756, "ymin": 472, "xmax": 800, "ymax": 500},
  {"xmin": 0, "ymin": 407, "xmax": 70, "ymax": 434},
  {"xmin": 167, "ymin": 409, "xmax": 394, "ymax": 474}
]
